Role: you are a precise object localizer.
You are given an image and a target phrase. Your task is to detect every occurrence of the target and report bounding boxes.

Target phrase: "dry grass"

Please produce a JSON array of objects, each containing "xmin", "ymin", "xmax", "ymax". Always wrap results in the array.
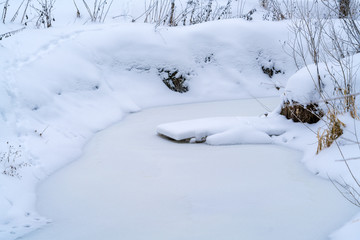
[{"xmin": 317, "ymin": 112, "xmax": 346, "ymax": 154}]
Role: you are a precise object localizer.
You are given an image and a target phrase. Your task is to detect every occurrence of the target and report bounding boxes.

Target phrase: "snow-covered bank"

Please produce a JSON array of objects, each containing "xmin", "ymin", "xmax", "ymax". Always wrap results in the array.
[
  {"xmin": 0, "ymin": 19, "xmax": 295, "ymax": 239},
  {"xmin": 158, "ymin": 73, "xmax": 360, "ymax": 239},
  {"xmin": 1, "ymin": 1, "xmax": 359, "ymax": 238},
  {"xmin": 21, "ymin": 99, "xmax": 358, "ymax": 240}
]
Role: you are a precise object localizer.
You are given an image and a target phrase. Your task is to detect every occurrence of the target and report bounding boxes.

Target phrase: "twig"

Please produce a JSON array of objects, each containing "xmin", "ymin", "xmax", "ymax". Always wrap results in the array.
[{"xmin": 0, "ymin": 27, "xmax": 26, "ymax": 41}]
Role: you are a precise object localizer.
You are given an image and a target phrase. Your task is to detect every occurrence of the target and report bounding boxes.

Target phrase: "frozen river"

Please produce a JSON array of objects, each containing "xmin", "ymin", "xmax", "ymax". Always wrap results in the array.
[{"xmin": 23, "ymin": 98, "xmax": 357, "ymax": 240}]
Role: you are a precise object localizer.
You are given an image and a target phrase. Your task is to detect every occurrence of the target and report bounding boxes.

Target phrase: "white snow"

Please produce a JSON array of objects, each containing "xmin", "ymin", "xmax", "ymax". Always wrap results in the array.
[
  {"xmin": 157, "ymin": 116, "xmax": 277, "ymax": 144},
  {"xmin": 330, "ymin": 212, "xmax": 360, "ymax": 240},
  {"xmin": 157, "ymin": 64, "xmax": 360, "ymax": 240},
  {"xmin": 0, "ymin": 18, "xmax": 297, "ymax": 239},
  {"xmin": 0, "ymin": 0, "xmax": 359, "ymax": 239},
  {"xmin": 21, "ymin": 99, "xmax": 358, "ymax": 240}
]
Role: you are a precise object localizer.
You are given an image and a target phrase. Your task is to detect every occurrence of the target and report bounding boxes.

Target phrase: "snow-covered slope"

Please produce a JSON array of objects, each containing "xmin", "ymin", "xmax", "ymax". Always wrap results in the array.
[
  {"xmin": 1, "ymin": 0, "xmax": 359, "ymax": 239},
  {"xmin": 0, "ymin": 16, "xmax": 296, "ymax": 239}
]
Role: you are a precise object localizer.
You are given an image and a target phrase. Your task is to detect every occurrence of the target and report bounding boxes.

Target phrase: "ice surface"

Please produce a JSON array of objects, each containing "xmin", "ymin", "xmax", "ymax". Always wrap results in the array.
[{"xmin": 21, "ymin": 99, "xmax": 358, "ymax": 240}]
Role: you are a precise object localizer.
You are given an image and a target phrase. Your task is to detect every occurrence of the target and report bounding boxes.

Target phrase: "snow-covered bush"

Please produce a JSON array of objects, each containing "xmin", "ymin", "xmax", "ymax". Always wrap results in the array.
[
  {"xmin": 257, "ymin": 51, "xmax": 283, "ymax": 78},
  {"xmin": 0, "ymin": 142, "xmax": 29, "ymax": 178},
  {"xmin": 281, "ymin": 55, "xmax": 360, "ymax": 119},
  {"xmin": 282, "ymin": 51, "xmax": 360, "ymax": 206},
  {"xmin": 282, "ymin": 0, "xmax": 360, "ymax": 123},
  {"xmin": 158, "ymin": 67, "xmax": 191, "ymax": 93}
]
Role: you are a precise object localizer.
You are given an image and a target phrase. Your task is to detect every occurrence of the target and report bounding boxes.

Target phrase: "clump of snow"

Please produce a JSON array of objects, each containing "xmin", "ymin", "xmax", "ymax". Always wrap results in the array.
[
  {"xmin": 157, "ymin": 116, "xmax": 276, "ymax": 145},
  {"xmin": 282, "ymin": 54, "xmax": 360, "ymax": 110},
  {"xmin": 206, "ymin": 125, "xmax": 273, "ymax": 145},
  {"xmin": 283, "ymin": 63, "xmax": 323, "ymax": 104},
  {"xmin": 157, "ymin": 117, "xmax": 244, "ymax": 141}
]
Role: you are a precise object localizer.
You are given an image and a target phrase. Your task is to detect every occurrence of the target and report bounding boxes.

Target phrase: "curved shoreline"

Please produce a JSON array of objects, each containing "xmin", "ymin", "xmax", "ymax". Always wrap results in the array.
[{"xmin": 23, "ymin": 98, "xmax": 357, "ymax": 240}]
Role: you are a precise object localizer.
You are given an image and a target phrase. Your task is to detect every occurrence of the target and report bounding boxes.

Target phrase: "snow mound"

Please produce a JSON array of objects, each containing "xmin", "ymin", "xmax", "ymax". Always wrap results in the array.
[
  {"xmin": 157, "ymin": 115, "xmax": 285, "ymax": 145},
  {"xmin": 330, "ymin": 212, "xmax": 360, "ymax": 240},
  {"xmin": 282, "ymin": 54, "xmax": 360, "ymax": 109},
  {"xmin": 206, "ymin": 126, "xmax": 273, "ymax": 145},
  {"xmin": 157, "ymin": 117, "xmax": 243, "ymax": 142}
]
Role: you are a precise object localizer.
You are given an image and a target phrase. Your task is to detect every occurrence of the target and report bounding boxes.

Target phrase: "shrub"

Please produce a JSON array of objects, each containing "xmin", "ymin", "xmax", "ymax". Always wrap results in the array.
[
  {"xmin": 1, "ymin": 142, "xmax": 30, "ymax": 179},
  {"xmin": 158, "ymin": 68, "xmax": 190, "ymax": 93}
]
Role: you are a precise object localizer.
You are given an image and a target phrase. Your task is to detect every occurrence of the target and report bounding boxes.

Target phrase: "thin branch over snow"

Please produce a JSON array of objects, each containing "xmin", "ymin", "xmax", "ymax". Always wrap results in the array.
[{"xmin": 0, "ymin": 27, "xmax": 26, "ymax": 40}]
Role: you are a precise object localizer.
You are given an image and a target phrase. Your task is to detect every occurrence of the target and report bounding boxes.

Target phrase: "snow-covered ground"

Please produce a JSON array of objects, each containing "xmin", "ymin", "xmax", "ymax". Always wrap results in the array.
[
  {"xmin": 0, "ymin": 0, "xmax": 359, "ymax": 239},
  {"xmin": 20, "ymin": 99, "xmax": 358, "ymax": 240},
  {"xmin": 0, "ymin": 19, "xmax": 295, "ymax": 240}
]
